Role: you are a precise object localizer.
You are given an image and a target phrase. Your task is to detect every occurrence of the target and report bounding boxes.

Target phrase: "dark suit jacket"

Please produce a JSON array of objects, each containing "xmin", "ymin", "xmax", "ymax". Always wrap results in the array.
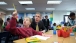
[
  {"xmin": 31, "ymin": 20, "xmax": 46, "ymax": 31},
  {"xmin": 43, "ymin": 19, "xmax": 50, "ymax": 26}
]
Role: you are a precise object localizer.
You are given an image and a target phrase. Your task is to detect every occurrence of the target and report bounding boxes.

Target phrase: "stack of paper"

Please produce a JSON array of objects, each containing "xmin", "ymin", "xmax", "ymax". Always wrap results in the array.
[
  {"xmin": 43, "ymin": 34, "xmax": 52, "ymax": 37},
  {"xmin": 31, "ymin": 35, "xmax": 50, "ymax": 40}
]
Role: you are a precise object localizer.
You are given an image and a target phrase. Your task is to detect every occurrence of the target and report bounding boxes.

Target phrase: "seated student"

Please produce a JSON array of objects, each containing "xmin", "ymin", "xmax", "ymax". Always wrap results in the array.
[
  {"xmin": 51, "ymin": 23, "xmax": 56, "ymax": 30},
  {"xmin": 67, "ymin": 12, "xmax": 75, "ymax": 26},
  {"xmin": 5, "ymin": 18, "xmax": 10, "ymax": 26},
  {"xmin": 53, "ymin": 23, "xmax": 56, "ymax": 26},
  {"xmin": 5, "ymin": 11, "xmax": 43, "ymax": 39}
]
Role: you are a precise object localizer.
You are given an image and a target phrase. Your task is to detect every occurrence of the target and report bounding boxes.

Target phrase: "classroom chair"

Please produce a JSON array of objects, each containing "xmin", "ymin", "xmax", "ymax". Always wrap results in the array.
[{"xmin": 0, "ymin": 31, "xmax": 10, "ymax": 43}]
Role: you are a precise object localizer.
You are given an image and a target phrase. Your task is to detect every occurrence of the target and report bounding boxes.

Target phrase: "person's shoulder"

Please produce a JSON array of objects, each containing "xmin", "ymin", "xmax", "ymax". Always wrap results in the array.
[
  {"xmin": 39, "ymin": 20, "xmax": 42, "ymax": 22},
  {"xmin": 30, "ymin": 27, "xmax": 33, "ymax": 29},
  {"xmin": 29, "ymin": 27, "xmax": 33, "ymax": 29},
  {"xmin": 48, "ymin": 19, "xmax": 49, "ymax": 20},
  {"xmin": 39, "ymin": 21, "xmax": 44, "ymax": 24},
  {"xmin": 31, "ymin": 20, "xmax": 35, "ymax": 23},
  {"xmin": 43, "ymin": 19, "xmax": 46, "ymax": 20}
]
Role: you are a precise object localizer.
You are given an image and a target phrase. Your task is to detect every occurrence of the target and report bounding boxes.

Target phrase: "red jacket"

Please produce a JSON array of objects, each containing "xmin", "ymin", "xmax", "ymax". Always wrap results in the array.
[{"xmin": 6, "ymin": 17, "xmax": 42, "ymax": 39}]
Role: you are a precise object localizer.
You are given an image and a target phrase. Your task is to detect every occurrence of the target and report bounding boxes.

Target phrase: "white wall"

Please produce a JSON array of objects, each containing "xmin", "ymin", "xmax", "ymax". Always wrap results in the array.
[
  {"xmin": 41, "ymin": 13, "xmax": 51, "ymax": 19},
  {"xmin": 53, "ymin": 11, "xmax": 70, "ymax": 24}
]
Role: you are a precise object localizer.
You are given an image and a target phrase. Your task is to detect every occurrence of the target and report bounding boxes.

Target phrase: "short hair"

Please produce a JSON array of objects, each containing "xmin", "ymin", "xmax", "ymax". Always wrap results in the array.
[
  {"xmin": 0, "ymin": 18, "xmax": 3, "ymax": 26},
  {"xmin": 36, "ymin": 12, "xmax": 42, "ymax": 17},
  {"xmin": 45, "ymin": 15, "xmax": 48, "ymax": 18},
  {"xmin": 69, "ymin": 12, "xmax": 75, "ymax": 17},
  {"xmin": 53, "ymin": 23, "xmax": 56, "ymax": 26},
  {"xmin": 7, "ymin": 18, "xmax": 10, "ymax": 21},
  {"xmin": 24, "ymin": 17, "xmax": 32, "ymax": 23}
]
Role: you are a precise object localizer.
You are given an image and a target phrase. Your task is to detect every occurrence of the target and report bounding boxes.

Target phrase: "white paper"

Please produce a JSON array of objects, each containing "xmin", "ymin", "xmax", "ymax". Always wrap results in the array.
[
  {"xmin": 41, "ymin": 30, "xmax": 45, "ymax": 33},
  {"xmin": 75, "ymin": 37, "xmax": 76, "ymax": 40},
  {"xmin": 31, "ymin": 35, "xmax": 50, "ymax": 40},
  {"xmin": 54, "ymin": 42, "xmax": 58, "ymax": 43}
]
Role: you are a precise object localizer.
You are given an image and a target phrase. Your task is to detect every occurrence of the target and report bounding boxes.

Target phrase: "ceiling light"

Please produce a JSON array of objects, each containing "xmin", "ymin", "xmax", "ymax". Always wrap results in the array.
[
  {"xmin": 47, "ymin": 1, "xmax": 62, "ymax": 4},
  {"xmin": 25, "ymin": 8, "xmax": 35, "ymax": 10},
  {"xmin": 19, "ymin": 1, "xmax": 33, "ymax": 4},
  {"xmin": 6, "ymin": 8, "xmax": 14, "ymax": 10},
  {"xmin": 0, "ymin": 1, "xmax": 7, "ymax": 5},
  {"xmin": 66, "ymin": 8, "xmax": 76, "ymax": 11},
  {"xmin": 46, "ymin": 8, "xmax": 55, "ymax": 10}
]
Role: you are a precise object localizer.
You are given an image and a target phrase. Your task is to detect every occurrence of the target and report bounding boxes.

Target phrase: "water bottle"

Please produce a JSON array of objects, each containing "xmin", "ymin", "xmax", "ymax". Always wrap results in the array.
[{"xmin": 53, "ymin": 26, "xmax": 56, "ymax": 35}]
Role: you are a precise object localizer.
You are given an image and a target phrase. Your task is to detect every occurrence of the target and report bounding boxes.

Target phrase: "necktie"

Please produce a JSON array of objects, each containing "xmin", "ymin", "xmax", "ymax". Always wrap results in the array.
[{"xmin": 36, "ymin": 24, "xmax": 39, "ymax": 31}]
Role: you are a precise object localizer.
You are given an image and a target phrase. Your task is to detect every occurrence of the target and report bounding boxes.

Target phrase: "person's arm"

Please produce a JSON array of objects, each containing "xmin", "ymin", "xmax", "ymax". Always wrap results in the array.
[
  {"xmin": 6, "ymin": 17, "xmax": 20, "ymax": 35},
  {"xmin": 32, "ymin": 27, "xmax": 49, "ymax": 36},
  {"xmin": 6, "ymin": 17, "xmax": 29, "ymax": 37},
  {"xmin": 6, "ymin": 11, "xmax": 29, "ymax": 37},
  {"xmin": 5, "ymin": 17, "xmax": 19, "ymax": 35}
]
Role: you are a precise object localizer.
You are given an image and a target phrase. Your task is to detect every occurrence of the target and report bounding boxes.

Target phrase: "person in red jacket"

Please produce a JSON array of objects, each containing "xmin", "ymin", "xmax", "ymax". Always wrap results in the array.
[{"xmin": 6, "ymin": 11, "xmax": 43, "ymax": 39}]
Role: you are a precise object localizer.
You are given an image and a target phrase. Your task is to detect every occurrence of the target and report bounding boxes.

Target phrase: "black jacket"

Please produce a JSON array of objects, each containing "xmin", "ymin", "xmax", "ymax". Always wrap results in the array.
[
  {"xmin": 31, "ymin": 20, "xmax": 46, "ymax": 31},
  {"xmin": 43, "ymin": 19, "xmax": 50, "ymax": 26}
]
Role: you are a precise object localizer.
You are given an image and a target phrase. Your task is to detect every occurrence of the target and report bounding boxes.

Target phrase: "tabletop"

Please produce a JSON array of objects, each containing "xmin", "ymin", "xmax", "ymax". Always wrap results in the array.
[{"xmin": 13, "ymin": 30, "xmax": 76, "ymax": 43}]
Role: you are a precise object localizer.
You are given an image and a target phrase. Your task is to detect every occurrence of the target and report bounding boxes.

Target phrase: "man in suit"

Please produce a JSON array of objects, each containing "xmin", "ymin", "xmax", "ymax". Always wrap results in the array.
[
  {"xmin": 43, "ymin": 15, "xmax": 50, "ymax": 32},
  {"xmin": 31, "ymin": 12, "xmax": 46, "ymax": 32}
]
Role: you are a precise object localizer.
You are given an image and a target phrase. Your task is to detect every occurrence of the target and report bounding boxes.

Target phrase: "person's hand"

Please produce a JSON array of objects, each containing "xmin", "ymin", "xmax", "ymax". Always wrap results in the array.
[
  {"xmin": 42, "ymin": 33, "xmax": 50, "ymax": 37},
  {"xmin": 12, "ymin": 10, "xmax": 17, "ymax": 18},
  {"xmin": 42, "ymin": 33, "xmax": 52, "ymax": 37},
  {"xmin": 71, "ymin": 25, "xmax": 76, "ymax": 29},
  {"xmin": 41, "ymin": 30, "xmax": 45, "ymax": 33},
  {"xmin": 42, "ymin": 33, "xmax": 46, "ymax": 36},
  {"xmin": 71, "ymin": 26, "xmax": 74, "ymax": 28}
]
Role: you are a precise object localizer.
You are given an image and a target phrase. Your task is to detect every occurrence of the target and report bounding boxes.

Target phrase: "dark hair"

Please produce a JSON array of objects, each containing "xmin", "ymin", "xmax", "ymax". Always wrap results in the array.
[
  {"xmin": 53, "ymin": 23, "xmax": 56, "ymax": 26},
  {"xmin": 45, "ymin": 15, "xmax": 48, "ymax": 18},
  {"xmin": 0, "ymin": 18, "xmax": 3, "ymax": 26},
  {"xmin": 69, "ymin": 12, "xmax": 75, "ymax": 17},
  {"xmin": 7, "ymin": 18, "xmax": 10, "ymax": 21}
]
